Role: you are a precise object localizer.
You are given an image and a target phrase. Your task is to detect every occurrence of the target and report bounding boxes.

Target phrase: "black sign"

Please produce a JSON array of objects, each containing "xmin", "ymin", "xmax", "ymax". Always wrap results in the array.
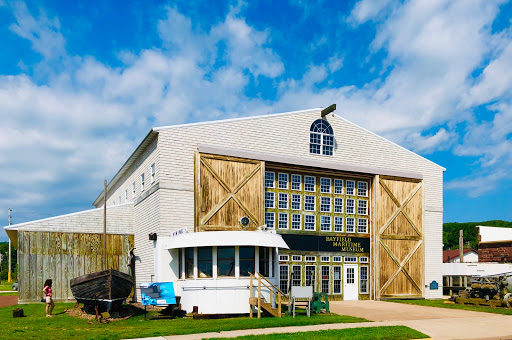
[{"xmin": 281, "ymin": 234, "xmax": 370, "ymax": 253}]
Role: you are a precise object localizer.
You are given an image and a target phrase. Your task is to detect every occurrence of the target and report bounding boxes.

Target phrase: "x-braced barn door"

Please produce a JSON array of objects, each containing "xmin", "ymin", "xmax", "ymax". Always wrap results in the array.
[
  {"xmin": 195, "ymin": 153, "xmax": 264, "ymax": 231},
  {"xmin": 375, "ymin": 176, "xmax": 424, "ymax": 298}
]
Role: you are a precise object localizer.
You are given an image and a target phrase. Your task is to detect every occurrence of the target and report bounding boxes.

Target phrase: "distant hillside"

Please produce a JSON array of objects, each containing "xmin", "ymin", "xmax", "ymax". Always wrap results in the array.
[{"xmin": 443, "ymin": 220, "xmax": 512, "ymax": 250}]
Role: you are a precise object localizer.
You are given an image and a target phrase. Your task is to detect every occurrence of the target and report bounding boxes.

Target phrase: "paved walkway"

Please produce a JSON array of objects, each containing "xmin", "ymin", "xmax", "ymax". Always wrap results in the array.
[{"xmin": 125, "ymin": 301, "xmax": 512, "ymax": 340}]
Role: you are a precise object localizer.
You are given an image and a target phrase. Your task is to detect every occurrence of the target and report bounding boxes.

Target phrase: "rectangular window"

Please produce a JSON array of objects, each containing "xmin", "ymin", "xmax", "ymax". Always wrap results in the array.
[
  {"xmin": 279, "ymin": 265, "xmax": 289, "ymax": 294},
  {"xmin": 333, "ymin": 256, "xmax": 342, "ymax": 262},
  {"xmin": 347, "ymin": 266, "xmax": 355, "ymax": 284},
  {"xmin": 185, "ymin": 247, "xmax": 194, "ymax": 278},
  {"xmin": 358, "ymin": 200, "xmax": 368, "ymax": 215},
  {"xmin": 304, "ymin": 176, "xmax": 316, "ymax": 192},
  {"xmin": 239, "ymin": 246, "xmax": 255, "ymax": 277},
  {"xmin": 178, "ymin": 248, "xmax": 183, "ymax": 279},
  {"xmin": 323, "ymin": 135, "xmax": 334, "ymax": 156},
  {"xmin": 259, "ymin": 247, "xmax": 270, "ymax": 277},
  {"xmin": 358, "ymin": 181, "xmax": 368, "ymax": 197},
  {"xmin": 321, "ymin": 266, "xmax": 330, "ymax": 294},
  {"xmin": 292, "ymin": 255, "xmax": 302, "ymax": 262},
  {"xmin": 344, "ymin": 257, "xmax": 357, "ymax": 263},
  {"xmin": 125, "ymin": 190, "xmax": 128, "ymax": 200},
  {"xmin": 291, "ymin": 214, "xmax": 301, "ymax": 230},
  {"xmin": 278, "ymin": 213, "xmax": 289, "ymax": 229},
  {"xmin": 265, "ymin": 192, "xmax": 274, "ymax": 208},
  {"xmin": 360, "ymin": 266, "xmax": 369, "ymax": 294},
  {"xmin": 305, "ymin": 256, "xmax": 316, "ymax": 262},
  {"xmin": 278, "ymin": 173, "xmax": 289, "ymax": 189},
  {"xmin": 304, "ymin": 195, "xmax": 316, "ymax": 211},
  {"xmin": 118, "ymin": 195, "xmax": 121, "ymax": 204},
  {"xmin": 334, "ymin": 198, "xmax": 343, "ymax": 213},
  {"xmin": 291, "ymin": 174, "xmax": 301, "ymax": 191},
  {"xmin": 346, "ymin": 199, "xmax": 355, "ymax": 214},
  {"xmin": 346, "ymin": 217, "xmax": 355, "ymax": 233},
  {"xmin": 141, "ymin": 173, "xmax": 145, "ymax": 191},
  {"xmin": 278, "ymin": 193, "xmax": 288, "ymax": 209},
  {"xmin": 310, "ymin": 133, "xmax": 321, "ymax": 154},
  {"xmin": 305, "ymin": 265, "xmax": 316, "ymax": 287},
  {"xmin": 291, "ymin": 194, "xmax": 301, "ymax": 210},
  {"xmin": 279, "ymin": 255, "xmax": 289, "ymax": 262},
  {"xmin": 334, "ymin": 179, "xmax": 343, "ymax": 194},
  {"xmin": 320, "ymin": 215, "xmax": 331, "ymax": 231},
  {"xmin": 346, "ymin": 180, "xmax": 355, "ymax": 196},
  {"xmin": 333, "ymin": 266, "xmax": 342, "ymax": 294},
  {"xmin": 320, "ymin": 177, "xmax": 331, "ymax": 193},
  {"xmin": 321, "ymin": 256, "xmax": 330, "ymax": 263},
  {"xmin": 197, "ymin": 247, "xmax": 213, "ymax": 278},
  {"xmin": 358, "ymin": 218, "xmax": 368, "ymax": 233},
  {"xmin": 265, "ymin": 212, "xmax": 275, "ymax": 229},
  {"xmin": 217, "ymin": 246, "xmax": 235, "ymax": 277},
  {"xmin": 265, "ymin": 172, "xmax": 275, "ymax": 188},
  {"xmin": 334, "ymin": 217, "xmax": 343, "ymax": 232},
  {"xmin": 151, "ymin": 163, "xmax": 156, "ymax": 183},
  {"xmin": 292, "ymin": 265, "xmax": 302, "ymax": 286},
  {"xmin": 320, "ymin": 197, "xmax": 331, "ymax": 212},
  {"xmin": 132, "ymin": 182, "xmax": 135, "ymax": 196},
  {"xmin": 305, "ymin": 215, "xmax": 316, "ymax": 230},
  {"xmin": 359, "ymin": 257, "xmax": 369, "ymax": 263}
]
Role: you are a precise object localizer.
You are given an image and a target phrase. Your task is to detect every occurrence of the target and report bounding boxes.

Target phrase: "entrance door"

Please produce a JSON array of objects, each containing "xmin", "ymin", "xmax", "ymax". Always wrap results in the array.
[{"xmin": 344, "ymin": 264, "xmax": 358, "ymax": 300}]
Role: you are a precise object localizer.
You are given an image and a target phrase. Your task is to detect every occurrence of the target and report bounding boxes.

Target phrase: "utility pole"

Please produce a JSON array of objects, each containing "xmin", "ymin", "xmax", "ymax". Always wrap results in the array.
[
  {"xmin": 8, "ymin": 208, "xmax": 12, "ymax": 282},
  {"xmin": 459, "ymin": 229, "xmax": 464, "ymax": 263}
]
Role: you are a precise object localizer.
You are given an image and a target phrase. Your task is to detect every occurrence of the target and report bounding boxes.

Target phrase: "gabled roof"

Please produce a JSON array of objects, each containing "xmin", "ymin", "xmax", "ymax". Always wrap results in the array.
[{"xmin": 443, "ymin": 249, "xmax": 477, "ymax": 263}]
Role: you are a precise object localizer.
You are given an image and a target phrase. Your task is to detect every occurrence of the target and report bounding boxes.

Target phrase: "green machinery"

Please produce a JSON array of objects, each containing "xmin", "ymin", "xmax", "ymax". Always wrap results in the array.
[{"xmin": 312, "ymin": 292, "xmax": 329, "ymax": 313}]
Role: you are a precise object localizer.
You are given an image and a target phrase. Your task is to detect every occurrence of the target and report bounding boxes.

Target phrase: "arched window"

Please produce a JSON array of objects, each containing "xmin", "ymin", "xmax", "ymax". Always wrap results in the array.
[{"xmin": 310, "ymin": 119, "xmax": 334, "ymax": 155}]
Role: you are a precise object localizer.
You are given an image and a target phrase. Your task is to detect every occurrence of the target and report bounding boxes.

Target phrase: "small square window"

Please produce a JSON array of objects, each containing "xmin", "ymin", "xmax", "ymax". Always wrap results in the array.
[
  {"xmin": 291, "ymin": 214, "xmax": 301, "ymax": 230},
  {"xmin": 291, "ymin": 174, "xmax": 301, "ymax": 190},
  {"xmin": 291, "ymin": 194, "xmax": 301, "ymax": 210},
  {"xmin": 358, "ymin": 218, "xmax": 368, "ymax": 233},
  {"xmin": 265, "ymin": 172, "xmax": 275, "ymax": 188},
  {"xmin": 346, "ymin": 199, "xmax": 355, "ymax": 214},
  {"xmin": 334, "ymin": 198, "xmax": 343, "ymax": 213},
  {"xmin": 320, "ymin": 197, "xmax": 331, "ymax": 212},
  {"xmin": 320, "ymin": 216, "xmax": 331, "ymax": 231},
  {"xmin": 304, "ymin": 176, "xmax": 316, "ymax": 192},
  {"xmin": 320, "ymin": 178, "xmax": 331, "ymax": 193},
  {"xmin": 305, "ymin": 215, "xmax": 316, "ymax": 230},
  {"xmin": 278, "ymin": 193, "xmax": 288, "ymax": 209},
  {"xmin": 358, "ymin": 200, "xmax": 368, "ymax": 215},
  {"xmin": 334, "ymin": 217, "xmax": 343, "ymax": 232},
  {"xmin": 360, "ymin": 257, "xmax": 369, "ymax": 263},
  {"xmin": 358, "ymin": 181, "xmax": 368, "ymax": 197},
  {"xmin": 346, "ymin": 217, "xmax": 355, "ymax": 233},
  {"xmin": 278, "ymin": 173, "xmax": 289, "ymax": 189},
  {"xmin": 265, "ymin": 192, "xmax": 275, "ymax": 208},
  {"xmin": 265, "ymin": 212, "xmax": 275, "ymax": 229},
  {"xmin": 292, "ymin": 255, "xmax": 302, "ymax": 262},
  {"xmin": 321, "ymin": 256, "xmax": 330, "ymax": 263},
  {"xmin": 304, "ymin": 195, "xmax": 316, "ymax": 211},
  {"xmin": 279, "ymin": 255, "xmax": 289, "ymax": 262},
  {"xmin": 346, "ymin": 180, "xmax": 355, "ymax": 196},
  {"xmin": 334, "ymin": 179, "xmax": 343, "ymax": 194},
  {"xmin": 278, "ymin": 213, "xmax": 289, "ymax": 229},
  {"xmin": 333, "ymin": 256, "xmax": 342, "ymax": 262},
  {"xmin": 305, "ymin": 256, "xmax": 316, "ymax": 262}
]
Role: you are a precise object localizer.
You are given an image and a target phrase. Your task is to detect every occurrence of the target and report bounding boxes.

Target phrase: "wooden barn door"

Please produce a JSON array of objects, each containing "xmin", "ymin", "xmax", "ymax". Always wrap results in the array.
[
  {"xmin": 375, "ymin": 176, "xmax": 423, "ymax": 298},
  {"xmin": 195, "ymin": 153, "xmax": 264, "ymax": 231}
]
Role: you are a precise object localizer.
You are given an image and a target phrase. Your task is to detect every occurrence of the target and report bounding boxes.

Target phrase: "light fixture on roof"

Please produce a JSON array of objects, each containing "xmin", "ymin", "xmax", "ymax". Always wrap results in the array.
[{"xmin": 321, "ymin": 104, "xmax": 336, "ymax": 118}]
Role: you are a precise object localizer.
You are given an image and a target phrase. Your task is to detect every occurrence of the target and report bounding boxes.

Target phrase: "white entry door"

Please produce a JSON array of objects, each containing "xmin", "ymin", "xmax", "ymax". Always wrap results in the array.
[{"xmin": 344, "ymin": 264, "xmax": 359, "ymax": 300}]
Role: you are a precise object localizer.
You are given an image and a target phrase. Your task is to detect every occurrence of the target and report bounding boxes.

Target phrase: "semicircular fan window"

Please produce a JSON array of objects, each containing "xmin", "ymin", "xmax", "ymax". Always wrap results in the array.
[{"xmin": 310, "ymin": 119, "xmax": 334, "ymax": 155}]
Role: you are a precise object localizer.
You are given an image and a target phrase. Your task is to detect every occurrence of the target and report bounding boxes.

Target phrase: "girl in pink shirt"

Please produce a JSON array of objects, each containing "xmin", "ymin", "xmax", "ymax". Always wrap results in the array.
[{"xmin": 43, "ymin": 279, "xmax": 55, "ymax": 317}]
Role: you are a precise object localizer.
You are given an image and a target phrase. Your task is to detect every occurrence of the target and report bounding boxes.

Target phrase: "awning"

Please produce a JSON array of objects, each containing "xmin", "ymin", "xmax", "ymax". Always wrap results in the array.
[{"xmin": 164, "ymin": 231, "xmax": 289, "ymax": 250}]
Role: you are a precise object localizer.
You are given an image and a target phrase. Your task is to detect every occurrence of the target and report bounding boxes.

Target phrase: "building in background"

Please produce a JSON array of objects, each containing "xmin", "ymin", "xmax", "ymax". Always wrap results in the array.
[
  {"xmin": 478, "ymin": 226, "xmax": 512, "ymax": 263},
  {"xmin": 443, "ymin": 249, "xmax": 478, "ymax": 263},
  {"xmin": 4, "ymin": 107, "xmax": 445, "ymax": 313}
]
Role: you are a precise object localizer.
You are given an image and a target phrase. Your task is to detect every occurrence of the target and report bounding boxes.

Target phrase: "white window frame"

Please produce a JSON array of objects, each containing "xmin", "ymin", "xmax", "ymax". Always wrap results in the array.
[
  {"xmin": 333, "ymin": 256, "xmax": 342, "ymax": 262},
  {"xmin": 346, "ymin": 180, "xmax": 355, "ymax": 196},
  {"xmin": 292, "ymin": 255, "xmax": 302, "ymax": 262},
  {"xmin": 360, "ymin": 265, "xmax": 369, "ymax": 294},
  {"xmin": 291, "ymin": 174, "xmax": 302, "ymax": 191},
  {"xmin": 320, "ymin": 265, "xmax": 330, "ymax": 294},
  {"xmin": 265, "ymin": 212, "xmax": 275, "ymax": 229},
  {"xmin": 358, "ymin": 200, "xmax": 368, "ymax": 215},
  {"xmin": 141, "ymin": 173, "xmax": 145, "ymax": 191},
  {"xmin": 321, "ymin": 256, "xmax": 330, "ymax": 263},
  {"xmin": 346, "ymin": 198, "xmax": 355, "ymax": 215},
  {"xmin": 279, "ymin": 265, "xmax": 289, "ymax": 294},
  {"xmin": 333, "ymin": 265, "xmax": 342, "ymax": 295},
  {"xmin": 265, "ymin": 172, "xmax": 275, "ymax": 188},
  {"xmin": 334, "ymin": 197, "xmax": 343, "ymax": 213},
  {"xmin": 125, "ymin": 189, "xmax": 128, "ymax": 200},
  {"xmin": 278, "ymin": 173, "xmax": 289, "ymax": 189},
  {"xmin": 265, "ymin": 192, "xmax": 275, "ymax": 209},
  {"xmin": 151, "ymin": 163, "xmax": 156, "ymax": 183},
  {"xmin": 279, "ymin": 255, "xmax": 289, "ymax": 262},
  {"xmin": 291, "ymin": 214, "xmax": 302, "ymax": 230},
  {"xmin": 305, "ymin": 265, "xmax": 316, "ymax": 287},
  {"xmin": 305, "ymin": 256, "xmax": 316, "ymax": 262},
  {"xmin": 320, "ymin": 196, "xmax": 331, "ymax": 212},
  {"xmin": 357, "ymin": 181, "xmax": 368, "ymax": 197},
  {"xmin": 334, "ymin": 179, "xmax": 343, "ymax": 194},
  {"xmin": 278, "ymin": 193, "xmax": 288, "ymax": 210},
  {"xmin": 320, "ymin": 215, "xmax": 331, "ymax": 232},
  {"xmin": 358, "ymin": 218, "xmax": 368, "ymax": 234},
  {"xmin": 346, "ymin": 217, "xmax": 355, "ymax": 233},
  {"xmin": 132, "ymin": 182, "xmax": 136, "ymax": 196},
  {"xmin": 320, "ymin": 177, "xmax": 331, "ymax": 193},
  {"xmin": 291, "ymin": 265, "xmax": 302, "ymax": 287},
  {"xmin": 119, "ymin": 195, "xmax": 122, "ymax": 204},
  {"xmin": 304, "ymin": 195, "xmax": 316, "ymax": 211},
  {"xmin": 304, "ymin": 176, "xmax": 316, "ymax": 192},
  {"xmin": 304, "ymin": 215, "xmax": 316, "ymax": 231},
  {"xmin": 359, "ymin": 257, "xmax": 369, "ymax": 263},
  {"xmin": 334, "ymin": 217, "xmax": 343, "ymax": 232},
  {"xmin": 278, "ymin": 213, "xmax": 289, "ymax": 230},
  {"xmin": 291, "ymin": 194, "xmax": 301, "ymax": 210},
  {"xmin": 344, "ymin": 256, "xmax": 357, "ymax": 263}
]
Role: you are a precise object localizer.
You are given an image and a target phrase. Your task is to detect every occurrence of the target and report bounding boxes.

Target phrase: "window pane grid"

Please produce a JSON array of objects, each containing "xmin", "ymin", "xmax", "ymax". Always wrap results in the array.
[
  {"xmin": 358, "ymin": 200, "xmax": 368, "ymax": 215},
  {"xmin": 346, "ymin": 217, "xmax": 355, "ymax": 233},
  {"xmin": 334, "ymin": 217, "xmax": 343, "ymax": 232},
  {"xmin": 291, "ymin": 214, "xmax": 301, "ymax": 230},
  {"xmin": 334, "ymin": 197, "xmax": 343, "ymax": 213},
  {"xmin": 320, "ymin": 178, "xmax": 331, "ymax": 193},
  {"xmin": 320, "ymin": 216, "xmax": 331, "ymax": 231},
  {"xmin": 265, "ymin": 172, "xmax": 275, "ymax": 188},
  {"xmin": 265, "ymin": 212, "xmax": 275, "ymax": 229},
  {"xmin": 278, "ymin": 173, "xmax": 289, "ymax": 189},
  {"xmin": 304, "ymin": 176, "xmax": 316, "ymax": 192},
  {"xmin": 346, "ymin": 180, "xmax": 355, "ymax": 196},
  {"xmin": 291, "ymin": 194, "xmax": 301, "ymax": 210},
  {"xmin": 358, "ymin": 218, "xmax": 368, "ymax": 233},
  {"xmin": 278, "ymin": 213, "xmax": 289, "ymax": 229},
  {"xmin": 357, "ymin": 181, "xmax": 368, "ymax": 197},
  {"xmin": 320, "ymin": 197, "xmax": 331, "ymax": 212},
  {"xmin": 291, "ymin": 174, "xmax": 301, "ymax": 190},
  {"xmin": 305, "ymin": 215, "xmax": 316, "ymax": 230},
  {"xmin": 304, "ymin": 195, "xmax": 316, "ymax": 211},
  {"xmin": 278, "ymin": 193, "xmax": 288, "ymax": 209},
  {"xmin": 346, "ymin": 199, "xmax": 355, "ymax": 214},
  {"xmin": 265, "ymin": 192, "xmax": 274, "ymax": 208}
]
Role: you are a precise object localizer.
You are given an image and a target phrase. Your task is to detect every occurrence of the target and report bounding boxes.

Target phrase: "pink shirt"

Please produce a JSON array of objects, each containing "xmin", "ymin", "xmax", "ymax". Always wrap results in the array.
[{"xmin": 44, "ymin": 286, "xmax": 52, "ymax": 297}]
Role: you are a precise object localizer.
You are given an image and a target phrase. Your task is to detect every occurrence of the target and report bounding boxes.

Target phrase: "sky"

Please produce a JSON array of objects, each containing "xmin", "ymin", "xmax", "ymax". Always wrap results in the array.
[{"xmin": 1, "ymin": 0, "xmax": 512, "ymax": 241}]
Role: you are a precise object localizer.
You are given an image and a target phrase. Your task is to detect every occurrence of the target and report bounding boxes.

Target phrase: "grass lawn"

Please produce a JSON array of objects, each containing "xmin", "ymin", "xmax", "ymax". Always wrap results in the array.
[
  {"xmin": 0, "ymin": 303, "xmax": 368, "ymax": 340},
  {"xmin": 0, "ymin": 292, "xmax": 18, "ymax": 296},
  {"xmin": 209, "ymin": 326, "xmax": 429, "ymax": 340},
  {"xmin": 388, "ymin": 298, "xmax": 512, "ymax": 315},
  {"xmin": 0, "ymin": 283, "xmax": 16, "ymax": 291}
]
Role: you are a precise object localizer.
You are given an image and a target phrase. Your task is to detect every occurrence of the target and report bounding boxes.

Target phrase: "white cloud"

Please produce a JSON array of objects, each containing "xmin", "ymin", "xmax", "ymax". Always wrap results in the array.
[{"xmin": 348, "ymin": 0, "xmax": 396, "ymax": 25}]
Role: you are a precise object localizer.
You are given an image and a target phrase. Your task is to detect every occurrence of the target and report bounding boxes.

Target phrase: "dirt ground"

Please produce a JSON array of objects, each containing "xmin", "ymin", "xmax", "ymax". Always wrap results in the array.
[{"xmin": 0, "ymin": 295, "xmax": 18, "ymax": 307}]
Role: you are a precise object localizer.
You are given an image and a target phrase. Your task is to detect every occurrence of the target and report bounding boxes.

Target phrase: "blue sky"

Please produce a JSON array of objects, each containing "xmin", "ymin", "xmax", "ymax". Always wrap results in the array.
[{"xmin": 1, "ymin": 0, "xmax": 512, "ymax": 241}]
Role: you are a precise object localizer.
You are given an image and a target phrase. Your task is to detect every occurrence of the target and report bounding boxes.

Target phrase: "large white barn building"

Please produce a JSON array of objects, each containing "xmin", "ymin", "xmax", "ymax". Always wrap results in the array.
[{"xmin": 5, "ymin": 107, "xmax": 445, "ymax": 314}]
